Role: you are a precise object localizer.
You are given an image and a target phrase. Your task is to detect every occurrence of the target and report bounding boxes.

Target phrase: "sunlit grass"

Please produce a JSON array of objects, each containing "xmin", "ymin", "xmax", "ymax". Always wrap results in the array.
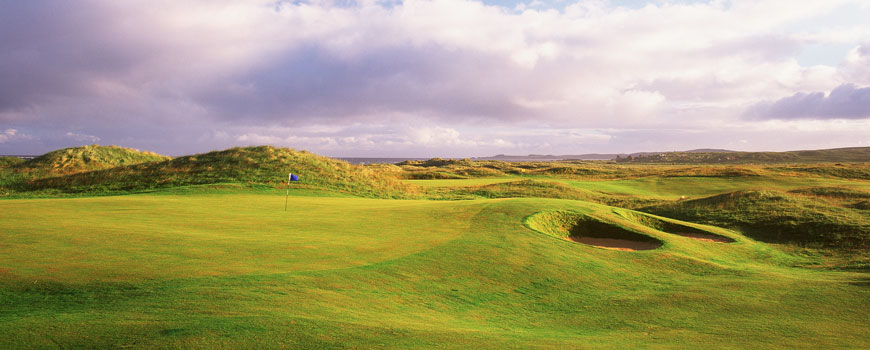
[
  {"xmin": 1, "ymin": 194, "xmax": 868, "ymax": 348},
  {"xmin": 1, "ymin": 147, "xmax": 869, "ymax": 348}
]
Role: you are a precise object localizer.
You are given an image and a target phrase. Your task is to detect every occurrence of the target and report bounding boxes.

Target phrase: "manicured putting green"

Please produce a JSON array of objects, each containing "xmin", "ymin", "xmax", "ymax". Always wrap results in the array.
[{"xmin": 0, "ymin": 194, "xmax": 480, "ymax": 282}]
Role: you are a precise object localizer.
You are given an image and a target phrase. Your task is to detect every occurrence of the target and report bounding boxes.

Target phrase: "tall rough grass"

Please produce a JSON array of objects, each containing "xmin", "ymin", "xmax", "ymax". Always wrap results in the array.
[
  {"xmin": 643, "ymin": 189, "xmax": 870, "ymax": 248},
  {"xmin": 12, "ymin": 146, "xmax": 420, "ymax": 199},
  {"xmin": 20, "ymin": 144, "xmax": 170, "ymax": 175}
]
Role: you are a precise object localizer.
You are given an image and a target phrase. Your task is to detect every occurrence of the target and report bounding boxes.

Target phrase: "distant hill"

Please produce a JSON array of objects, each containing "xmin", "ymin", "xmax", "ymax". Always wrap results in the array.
[
  {"xmin": 474, "ymin": 147, "xmax": 870, "ymax": 163},
  {"xmin": 683, "ymin": 148, "xmax": 735, "ymax": 153},
  {"xmin": 15, "ymin": 146, "xmax": 418, "ymax": 198},
  {"xmin": 472, "ymin": 153, "xmax": 617, "ymax": 161},
  {"xmin": 14, "ymin": 144, "xmax": 170, "ymax": 175},
  {"xmin": 474, "ymin": 149, "xmax": 737, "ymax": 161},
  {"xmin": 616, "ymin": 147, "xmax": 870, "ymax": 164},
  {"xmin": 0, "ymin": 156, "xmax": 26, "ymax": 167}
]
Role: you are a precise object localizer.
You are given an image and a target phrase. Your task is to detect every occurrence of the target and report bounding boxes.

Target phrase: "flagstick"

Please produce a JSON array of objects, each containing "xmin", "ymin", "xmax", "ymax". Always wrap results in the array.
[
  {"xmin": 284, "ymin": 185, "xmax": 289, "ymax": 211},
  {"xmin": 285, "ymin": 172, "xmax": 291, "ymax": 211}
]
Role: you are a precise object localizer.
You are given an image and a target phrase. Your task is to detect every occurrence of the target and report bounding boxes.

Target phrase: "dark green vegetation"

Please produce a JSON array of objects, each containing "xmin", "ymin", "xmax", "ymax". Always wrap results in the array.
[{"xmin": 1, "ymin": 145, "xmax": 869, "ymax": 348}]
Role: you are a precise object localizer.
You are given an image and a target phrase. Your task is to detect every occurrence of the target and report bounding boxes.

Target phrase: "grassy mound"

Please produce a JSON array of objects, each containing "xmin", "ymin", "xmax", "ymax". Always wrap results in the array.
[
  {"xmin": 772, "ymin": 164, "xmax": 870, "ymax": 180},
  {"xmin": 617, "ymin": 211, "xmax": 735, "ymax": 243},
  {"xmin": 643, "ymin": 189, "xmax": 870, "ymax": 248},
  {"xmin": 525, "ymin": 210, "xmax": 663, "ymax": 250},
  {"xmin": 0, "ymin": 156, "xmax": 25, "ymax": 167},
  {"xmin": 17, "ymin": 146, "xmax": 419, "ymax": 198},
  {"xmin": 431, "ymin": 179, "xmax": 666, "ymax": 208},
  {"xmin": 396, "ymin": 158, "xmax": 626, "ymax": 179},
  {"xmin": 398, "ymin": 158, "xmax": 507, "ymax": 179},
  {"xmin": 446, "ymin": 179, "xmax": 591, "ymax": 200},
  {"xmin": 17, "ymin": 144, "xmax": 170, "ymax": 175},
  {"xmin": 788, "ymin": 186, "xmax": 870, "ymax": 201}
]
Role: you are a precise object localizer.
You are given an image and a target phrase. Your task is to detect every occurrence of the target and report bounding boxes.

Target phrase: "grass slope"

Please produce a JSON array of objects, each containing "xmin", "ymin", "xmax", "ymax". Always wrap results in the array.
[
  {"xmin": 1, "ymin": 145, "xmax": 170, "ymax": 192},
  {"xmin": 17, "ymin": 144, "xmax": 170, "ymax": 175},
  {"xmin": 0, "ymin": 156, "xmax": 25, "ymax": 167},
  {"xmin": 643, "ymin": 188, "xmax": 870, "ymax": 248},
  {"xmin": 1, "ymin": 194, "xmax": 868, "ymax": 348},
  {"xmin": 395, "ymin": 157, "xmax": 870, "ymax": 182},
  {"xmin": 10, "ymin": 146, "xmax": 419, "ymax": 198}
]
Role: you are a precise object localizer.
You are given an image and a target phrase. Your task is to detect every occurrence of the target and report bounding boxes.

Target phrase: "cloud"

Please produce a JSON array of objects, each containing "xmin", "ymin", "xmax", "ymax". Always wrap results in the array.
[
  {"xmin": 0, "ymin": 128, "xmax": 34, "ymax": 144},
  {"xmin": 841, "ymin": 43, "xmax": 870, "ymax": 85},
  {"xmin": 0, "ymin": 129, "xmax": 16, "ymax": 143},
  {"xmin": 5, "ymin": 0, "xmax": 855, "ymax": 124},
  {"xmin": 747, "ymin": 83, "xmax": 870, "ymax": 120},
  {"xmin": 230, "ymin": 123, "xmax": 521, "ymax": 156},
  {"xmin": 65, "ymin": 132, "xmax": 101, "ymax": 143},
  {"xmin": 2, "ymin": 0, "xmax": 870, "ymax": 155}
]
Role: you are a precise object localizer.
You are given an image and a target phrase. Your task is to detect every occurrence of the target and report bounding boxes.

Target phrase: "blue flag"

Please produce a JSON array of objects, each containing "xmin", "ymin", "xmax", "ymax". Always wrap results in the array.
[{"xmin": 290, "ymin": 174, "xmax": 299, "ymax": 182}]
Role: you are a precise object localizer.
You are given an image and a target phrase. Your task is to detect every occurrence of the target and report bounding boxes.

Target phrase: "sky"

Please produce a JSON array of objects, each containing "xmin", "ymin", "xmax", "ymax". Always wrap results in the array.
[{"xmin": 1, "ymin": 0, "xmax": 870, "ymax": 157}]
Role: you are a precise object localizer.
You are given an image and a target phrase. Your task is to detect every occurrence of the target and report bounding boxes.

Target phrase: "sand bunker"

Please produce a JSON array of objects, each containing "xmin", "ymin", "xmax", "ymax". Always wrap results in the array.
[{"xmin": 525, "ymin": 210, "xmax": 663, "ymax": 251}]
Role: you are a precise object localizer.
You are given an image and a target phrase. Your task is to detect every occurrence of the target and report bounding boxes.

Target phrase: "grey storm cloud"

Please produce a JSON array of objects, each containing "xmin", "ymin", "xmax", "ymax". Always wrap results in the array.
[
  {"xmin": 0, "ymin": 1, "xmax": 157, "ymax": 115},
  {"xmin": 198, "ymin": 44, "xmax": 537, "ymax": 123},
  {"xmin": 0, "ymin": 0, "xmax": 548, "ymax": 127},
  {"xmin": 748, "ymin": 84, "xmax": 870, "ymax": 120}
]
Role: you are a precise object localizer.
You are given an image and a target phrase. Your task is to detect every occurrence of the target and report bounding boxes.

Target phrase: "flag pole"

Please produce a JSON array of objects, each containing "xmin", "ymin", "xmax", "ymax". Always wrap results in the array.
[{"xmin": 284, "ymin": 173, "xmax": 290, "ymax": 211}]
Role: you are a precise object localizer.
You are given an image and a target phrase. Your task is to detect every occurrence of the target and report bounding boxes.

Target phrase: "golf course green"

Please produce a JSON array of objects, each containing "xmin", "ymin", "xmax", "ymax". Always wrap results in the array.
[{"xmin": 1, "ymin": 146, "xmax": 868, "ymax": 348}]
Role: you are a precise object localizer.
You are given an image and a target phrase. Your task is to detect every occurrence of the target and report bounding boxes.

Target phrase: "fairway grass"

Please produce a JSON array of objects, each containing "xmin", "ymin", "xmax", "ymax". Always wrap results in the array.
[
  {"xmin": 2, "ymin": 192, "xmax": 868, "ymax": 348},
  {"xmin": 0, "ymin": 194, "xmax": 477, "ymax": 282},
  {"xmin": 554, "ymin": 175, "xmax": 870, "ymax": 200}
]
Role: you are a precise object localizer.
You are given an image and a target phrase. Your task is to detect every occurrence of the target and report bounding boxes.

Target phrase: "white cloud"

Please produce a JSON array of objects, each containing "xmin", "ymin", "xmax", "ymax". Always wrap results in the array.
[
  {"xmin": 0, "ymin": 128, "xmax": 16, "ymax": 143},
  {"xmin": 65, "ymin": 132, "xmax": 101, "ymax": 143},
  {"xmin": 406, "ymin": 126, "xmax": 466, "ymax": 146},
  {"xmin": 0, "ymin": 128, "xmax": 34, "ymax": 144},
  {"xmin": 841, "ymin": 44, "xmax": 870, "ymax": 85}
]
